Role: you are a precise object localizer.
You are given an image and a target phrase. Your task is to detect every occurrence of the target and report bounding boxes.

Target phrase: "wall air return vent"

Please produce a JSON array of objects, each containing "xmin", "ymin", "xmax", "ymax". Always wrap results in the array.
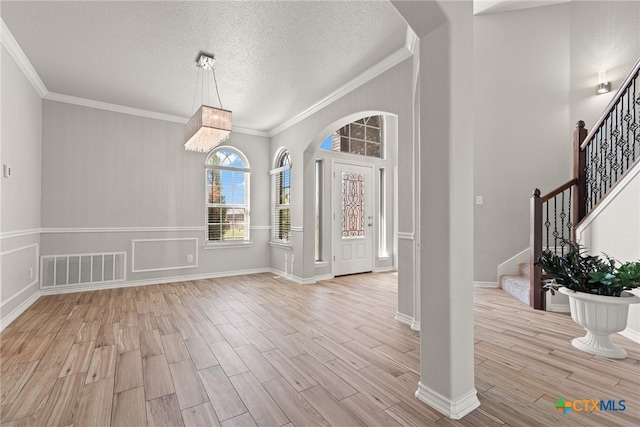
[{"xmin": 41, "ymin": 252, "xmax": 126, "ymax": 289}]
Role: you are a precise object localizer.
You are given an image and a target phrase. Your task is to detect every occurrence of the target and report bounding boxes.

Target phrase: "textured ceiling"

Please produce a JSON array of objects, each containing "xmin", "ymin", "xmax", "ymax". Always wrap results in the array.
[{"xmin": 1, "ymin": 1, "xmax": 408, "ymax": 132}]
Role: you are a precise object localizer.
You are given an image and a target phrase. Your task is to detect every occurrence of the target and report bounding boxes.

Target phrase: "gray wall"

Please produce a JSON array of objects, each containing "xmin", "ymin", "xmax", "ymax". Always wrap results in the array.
[
  {"xmin": 1, "ymin": 45, "xmax": 42, "ymax": 324},
  {"xmin": 473, "ymin": 1, "xmax": 640, "ymax": 282},
  {"xmin": 570, "ymin": 1, "xmax": 640, "ymax": 128},
  {"xmin": 40, "ymin": 100, "xmax": 271, "ymax": 284},
  {"xmin": 473, "ymin": 3, "xmax": 571, "ymax": 282}
]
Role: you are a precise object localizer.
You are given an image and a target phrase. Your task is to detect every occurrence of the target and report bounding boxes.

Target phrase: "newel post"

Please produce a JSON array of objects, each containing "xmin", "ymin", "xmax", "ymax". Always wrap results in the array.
[
  {"xmin": 573, "ymin": 121, "xmax": 588, "ymax": 231},
  {"xmin": 530, "ymin": 188, "xmax": 544, "ymax": 310}
]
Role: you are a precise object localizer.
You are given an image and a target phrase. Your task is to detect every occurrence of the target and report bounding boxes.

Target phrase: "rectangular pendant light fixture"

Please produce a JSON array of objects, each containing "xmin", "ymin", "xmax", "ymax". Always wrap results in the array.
[
  {"xmin": 184, "ymin": 105, "xmax": 232, "ymax": 152},
  {"xmin": 184, "ymin": 53, "xmax": 232, "ymax": 153}
]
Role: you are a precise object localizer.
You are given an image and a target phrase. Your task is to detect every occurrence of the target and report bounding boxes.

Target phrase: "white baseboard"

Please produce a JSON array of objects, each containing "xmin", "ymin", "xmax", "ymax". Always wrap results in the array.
[
  {"xmin": 39, "ymin": 268, "xmax": 271, "ymax": 296},
  {"xmin": 395, "ymin": 312, "xmax": 413, "ymax": 326},
  {"xmin": 373, "ymin": 266, "xmax": 396, "ymax": 273},
  {"xmin": 546, "ymin": 304, "xmax": 570, "ymax": 313},
  {"xmin": 473, "ymin": 281, "xmax": 498, "ymax": 288},
  {"xmin": 1, "ymin": 290, "xmax": 42, "ymax": 331},
  {"xmin": 314, "ymin": 274, "xmax": 334, "ymax": 282},
  {"xmin": 411, "ymin": 320, "xmax": 421, "ymax": 331},
  {"xmin": 295, "ymin": 276, "xmax": 317, "ymax": 285},
  {"xmin": 269, "ymin": 268, "xmax": 317, "ymax": 285},
  {"xmin": 619, "ymin": 327, "xmax": 640, "ymax": 344},
  {"xmin": 415, "ymin": 382, "xmax": 480, "ymax": 420}
]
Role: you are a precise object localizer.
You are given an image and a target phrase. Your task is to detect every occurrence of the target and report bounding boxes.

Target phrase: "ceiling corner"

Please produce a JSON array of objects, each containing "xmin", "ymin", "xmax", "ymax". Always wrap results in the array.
[{"xmin": 1, "ymin": 18, "xmax": 48, "ymax": 97}]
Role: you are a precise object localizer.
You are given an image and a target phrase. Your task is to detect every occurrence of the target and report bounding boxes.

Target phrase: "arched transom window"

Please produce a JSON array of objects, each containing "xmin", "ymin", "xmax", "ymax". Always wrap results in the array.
[
  {"xmin": 206, "ymin": 147, "xmax": 250, "ymax": 243},
  {"xmin": 319, "ymin": 115, "xmax": 383, "ymax": 158}
]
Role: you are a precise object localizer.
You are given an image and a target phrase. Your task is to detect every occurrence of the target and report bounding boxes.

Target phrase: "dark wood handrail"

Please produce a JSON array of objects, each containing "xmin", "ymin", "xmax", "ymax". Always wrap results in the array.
[
  {"xmin": 540, "ymin": 178, "xmax": 578, "ymax": 203},
  {"xmin": 581, "ymin": 57, "xmax": 640, "ymax": 150}
]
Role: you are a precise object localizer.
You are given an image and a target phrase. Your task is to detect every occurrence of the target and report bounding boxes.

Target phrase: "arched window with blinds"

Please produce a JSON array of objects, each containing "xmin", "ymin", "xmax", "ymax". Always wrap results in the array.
[
  {"xmin": 205, "ymin": 147, "xmax": 250, "ymax": 243},
  {"xmin": 271, "ymin": 149, "xmax": 291, "ymax": 243}
]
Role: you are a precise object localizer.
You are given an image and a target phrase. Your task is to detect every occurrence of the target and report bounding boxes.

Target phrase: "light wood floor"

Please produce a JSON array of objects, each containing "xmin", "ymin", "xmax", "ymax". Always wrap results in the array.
[{"xmin": 1, "ymin": 272, "xmax": 638, "ymax": 426}]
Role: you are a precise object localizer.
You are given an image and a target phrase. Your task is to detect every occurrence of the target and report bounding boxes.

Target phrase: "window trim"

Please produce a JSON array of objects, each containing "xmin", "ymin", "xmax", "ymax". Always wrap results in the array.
[{"xmin": 205, "ymin": 146, "xmax": 251, "ymax": 245}]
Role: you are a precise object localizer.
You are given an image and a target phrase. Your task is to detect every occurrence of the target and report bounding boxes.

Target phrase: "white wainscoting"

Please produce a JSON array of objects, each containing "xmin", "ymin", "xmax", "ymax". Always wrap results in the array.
[
  {"xmin": 0, "ymin": 243, "xmax": 40, "ymax": 331},
  {"xmin": 1, "ymin": 243, "xmax": 39, "ymax": 303}
]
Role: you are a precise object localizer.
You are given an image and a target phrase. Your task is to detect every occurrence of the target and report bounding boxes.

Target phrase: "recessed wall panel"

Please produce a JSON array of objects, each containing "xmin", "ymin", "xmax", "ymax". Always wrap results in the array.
[{"xmin": 131, "ymin": 238, "xmax": 198, "ymax": 273}]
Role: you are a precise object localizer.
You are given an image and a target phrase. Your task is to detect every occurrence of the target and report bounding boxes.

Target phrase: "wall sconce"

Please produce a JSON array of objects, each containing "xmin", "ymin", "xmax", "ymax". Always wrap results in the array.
[{"xmin": 597, "ymin": 70, "xmax": 610, "ymax": 95}]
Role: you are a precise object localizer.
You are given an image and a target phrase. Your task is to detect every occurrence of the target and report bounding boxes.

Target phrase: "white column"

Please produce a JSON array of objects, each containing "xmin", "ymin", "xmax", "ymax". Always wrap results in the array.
[{"xmin": 393, "ymin": 0, "xmax": 479, "ymax": 419}]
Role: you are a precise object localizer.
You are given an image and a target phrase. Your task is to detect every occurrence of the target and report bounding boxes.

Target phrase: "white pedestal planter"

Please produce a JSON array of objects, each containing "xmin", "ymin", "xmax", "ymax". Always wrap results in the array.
[{"xmin": 559, "ymin": 287, "xmax": 640, "ymax": 358}]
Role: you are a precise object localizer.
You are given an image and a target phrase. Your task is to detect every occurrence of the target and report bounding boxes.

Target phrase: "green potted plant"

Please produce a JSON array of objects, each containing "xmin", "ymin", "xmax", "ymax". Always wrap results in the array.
[{"xmin": 536, "ymin": 240, "xmax": 640, "ymax": 358}]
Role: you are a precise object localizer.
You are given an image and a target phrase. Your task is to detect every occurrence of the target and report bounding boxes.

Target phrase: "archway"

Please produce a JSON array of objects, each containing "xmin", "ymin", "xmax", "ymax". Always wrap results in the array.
[{"xmin": 301, "ymin": 112, "xmax": 398, "ymax": 281}]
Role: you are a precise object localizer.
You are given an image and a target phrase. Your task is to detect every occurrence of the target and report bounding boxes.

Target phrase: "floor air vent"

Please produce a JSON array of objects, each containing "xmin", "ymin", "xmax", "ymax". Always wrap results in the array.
[{"xmin": 41, "ymin": 252, "xmax": 126, "ymax": 288}]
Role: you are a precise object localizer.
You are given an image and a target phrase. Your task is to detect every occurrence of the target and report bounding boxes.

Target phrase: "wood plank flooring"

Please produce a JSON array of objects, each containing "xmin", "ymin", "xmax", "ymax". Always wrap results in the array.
[{"xmin": 1, "ymin": 272, "xmax": 639, "ymax": 426}]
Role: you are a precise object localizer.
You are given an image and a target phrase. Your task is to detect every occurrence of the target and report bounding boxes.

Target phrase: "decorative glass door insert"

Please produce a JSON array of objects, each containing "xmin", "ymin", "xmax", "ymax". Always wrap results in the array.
[{"xmin": 341, "ymin": 172, "xmax": 365, "ymax": 238}]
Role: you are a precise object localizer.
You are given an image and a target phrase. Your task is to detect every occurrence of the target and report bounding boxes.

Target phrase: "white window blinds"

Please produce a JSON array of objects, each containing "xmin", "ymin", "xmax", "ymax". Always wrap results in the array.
[{"xmin": 271, "ymin": 150, "xmax": 291, "ymax": 243}]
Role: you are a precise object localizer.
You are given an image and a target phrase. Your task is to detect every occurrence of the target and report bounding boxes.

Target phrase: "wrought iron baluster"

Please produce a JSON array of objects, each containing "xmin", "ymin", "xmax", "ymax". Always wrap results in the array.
[
  {"xmin": 607, "ymin": 114, "xmax": 613, "ymax": 192},
  {"xmin": 585, "ymin": 143, "xmax": 592, "ymax": 212},
  {"xmin": 598, "ymin": 122, "xmax": 603, "ymax": 202},
  {"xmin": 560, "ymin": 191, "xmax": 566, "ymax": 255},
  {"xmin": 629, "ymin": 80, "xmax": 640, "ymax": 162},
  {"xmin": 544, "ymin": 201, "xmax": 550, "ymax": 251},
  {"xmin": 553, "ymin": 196, "xmax": 558, "ymax": 252},
  {"xmin": 593, "ymin": 133, "xmax": 596, "ymax": 209},
  {"xmin": 588, "ymin": 136, "xmax": 593, "ymax": 212},
  {"xmin": 622, "ymin": 87, "xmax": 629, "ymax": 173},
  {"xmin": 567, "ymin": 186, "xmax": 573, "ymax": 242},
  {"xmin": 609, "ymin": 99, "xmax": 622, "ymax": 181}
]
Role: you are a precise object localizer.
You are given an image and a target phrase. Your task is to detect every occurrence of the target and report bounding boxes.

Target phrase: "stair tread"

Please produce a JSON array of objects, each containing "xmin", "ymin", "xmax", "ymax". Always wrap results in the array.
[
  {"xmin": 499, "ymin": 275, "xmax": 530, "ymax": 306},
  {"xmin": 500, "ymin": 275, "xmax": 529, "ymax": 285}
]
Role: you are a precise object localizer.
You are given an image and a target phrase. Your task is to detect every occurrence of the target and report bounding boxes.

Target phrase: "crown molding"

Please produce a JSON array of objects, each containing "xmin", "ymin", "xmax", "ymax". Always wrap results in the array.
[
  {"xmin": 231, "ymin": 127, "xmax": 270, "ymax": 138},
  {"xmin": 44, "ymin": 92, "xmax": 189, "ymax": 124},
  {"xmin": 405, "ymin": 26, "xmax": 418, "ymax": 54},
  {"xmin": 268, "ymin": 25, "xmax": 415, "ymax": 137},
  {"xmin": 43, "ymin": 92, "xmax": 268, "ymax": 136},
  {"xmin": 1, "ymin": 19, "xmax": 47, "ymax": 97},
  {"xmin": 45, "ymin": 93, "xmax": 270, "ymax": 137}
]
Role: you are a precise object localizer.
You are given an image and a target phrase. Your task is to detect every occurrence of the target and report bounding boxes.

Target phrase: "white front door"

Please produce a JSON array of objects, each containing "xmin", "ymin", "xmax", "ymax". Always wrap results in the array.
[{"xmin": 333, "ymin": 162, "xmax": 374, "ymax": 276}]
